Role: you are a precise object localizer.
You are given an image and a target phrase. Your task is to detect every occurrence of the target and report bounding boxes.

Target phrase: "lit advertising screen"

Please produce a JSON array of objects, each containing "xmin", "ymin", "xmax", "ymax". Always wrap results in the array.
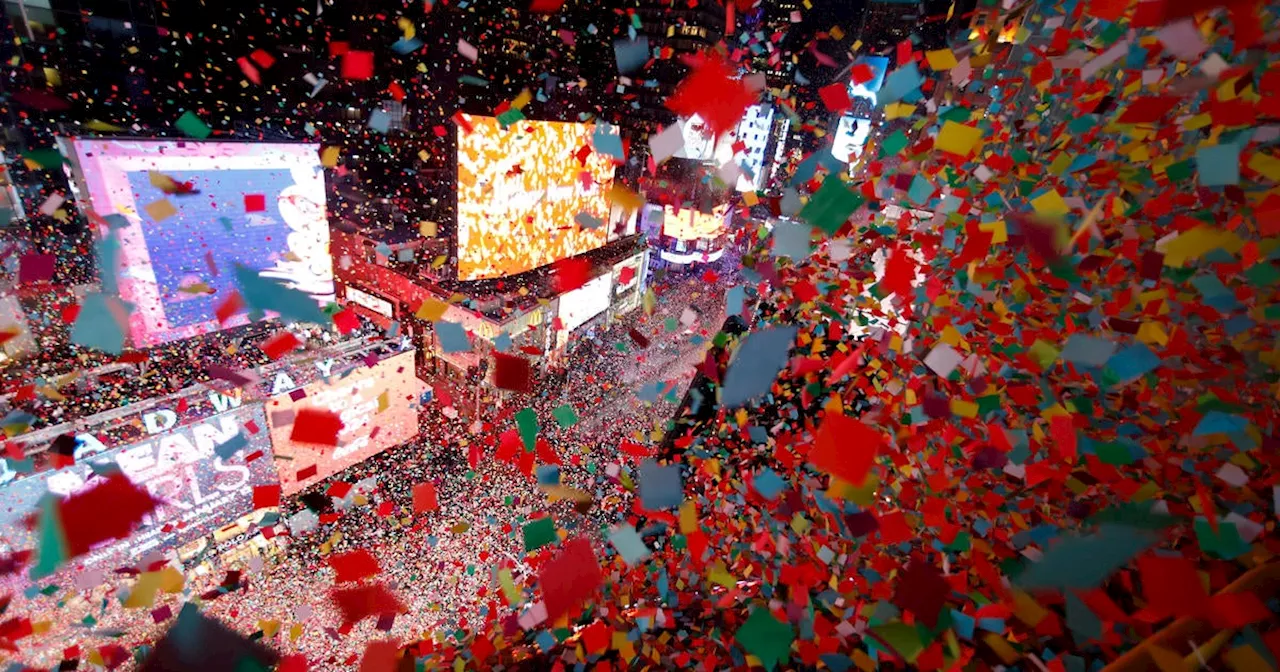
[
  {"xmin": 59, "ymin": 139, "xmax": 334, "ymax": 347},
  {"xmin": 613, "ymin": 252, "xmax": 645, "ymax": 295},
  {"xmin": 833, "ymin": 116, "xmax": 874, "ymax": 164},
  {"xmin": 714, "ymin": 104, "xmax": 775, "ymax": 192},
  {"xmin": 850, "ymin": 55, "xmax": 890, "ymax": 103},
  {"xmin": 674, "ymin": 115, "xmax": 722, "ymax": 161},
  {"xmin": 0, "ymin": 405, "xmax": 278, "ymax": 564},
  {"xmin": 267, "ymin": 351, "xmax": 422, "ymax": 495},
  {"xmin": 661, "ymin": 204, "xmax": 729, "ymax": 241},
  {"xmin": 456, "ymin": 115, "xmax": 618, "ymax": 281},
  {"xmin": 557, "ymin": 274, "xmax": 612, "ymax": 334}
]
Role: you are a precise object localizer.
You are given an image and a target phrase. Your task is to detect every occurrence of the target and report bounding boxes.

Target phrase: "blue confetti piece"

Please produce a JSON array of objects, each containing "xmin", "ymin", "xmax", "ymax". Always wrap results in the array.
[
  {"xmin": 752, "ymin": 468, "xmax": 785, "ymax": 500},
  {"xmin": 392, "ymin": 37, "xmax": 423, "ymax": 54},
  {"xmin": 436, "ymin": 321, "xmax": 471, "ymax": 353},
  {"xmin": 214, "ymin": 431, "xmax": 249, "ymax": 460},
  {"xmin": 608, "ymin": 525, "xmax": 650, "ymax": 567},
  {"xmin": 1104, "ymin": 343, "xmax": 1160, "ymax": 383},
  {"xmin": 1193, "ymin": 411, "xmax": 1248, "ymax": 436},
  {"xmin": 720, "ymin": 326, "xmax": 798, "ymax": 407},
  {"xmin": 638, "ymin": 459, "xmax": 682, "ymax": 510}
]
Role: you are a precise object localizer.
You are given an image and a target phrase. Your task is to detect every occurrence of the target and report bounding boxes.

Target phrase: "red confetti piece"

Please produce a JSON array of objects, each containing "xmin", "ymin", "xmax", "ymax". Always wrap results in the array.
[
  {"xmin": 249, "ymin": 49, "xmax": 275, "ymax": 69},
  {"xmin": 57, "ymin": 473, "xmax": 159, "ymax": 559},
  {"xmin": 491, "ymin": 352, "xmax": 533, "ymax": 393},
  {"xmin": 664, "ymin": 52, "xmax": 758, "ymax": 137},
  {"xmin": 342, "ymin": 50, "xmax": 375, "ymax": 80},
  {"xmin": 328, "ymin": 549, "xmax": 381, "ymax": 584},
  {"xmin": 539, "ymin": 538, "xmax": 601, "ymax": 621},
  {"xmin": 413, "ymin": 482, "xmax": 439, "ymax": 514},
  {"xmin": 818, "ymin": 83, "xmax": 852, "ymax": 113},
  {"xmin": 807, "ymin": 413, "xmax": 881, "ymax": 485},
  {"xmin": 252, "ymin": 485, "xmax": 280, "ymax": 510},
  {"xmin": 289, "ymin": 408, "xmax": 344, "ymax": 446},
  {"xmin": 260, "ymin": 331, "xmax": 302, "ymax": 360},
  {"xmin": 243, "ymin": 194, "xmax": 266, "ymax": 212}
]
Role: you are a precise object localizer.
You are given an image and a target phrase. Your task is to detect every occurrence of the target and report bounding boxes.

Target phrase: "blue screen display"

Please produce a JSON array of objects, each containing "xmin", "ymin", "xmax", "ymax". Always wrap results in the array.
[{"xmin": 126, "ymin": 169, "xmax": 300, "ymax": 329}]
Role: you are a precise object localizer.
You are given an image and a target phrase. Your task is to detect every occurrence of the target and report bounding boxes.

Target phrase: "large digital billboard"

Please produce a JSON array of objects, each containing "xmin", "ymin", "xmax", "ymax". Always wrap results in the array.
[
  {"xmin": 661, "ymin": 204, "xmax": 730, "ymax": 241},
  {"xmin": 266, "ymin": 351, "xmax": 422, "ymax": 495},
  {"xmin": 456, "ymin": 115, "xmax": 618, "ymax": 281},
  {"xmin": 713, "ymin": 104, "xmax": 776, "ymax": 192},
  {"xmin": 557, "ymin": 274, "xmax": 612, "ymax": 334},
  {"xmin": 833, "ymin": 116, "xmax": 874, "ymax": 164},
  {"xmin": 0, "ymin": 405, "xmax": 278, "ymax": 566},
  {"xmin": 59, "ymin": 139, "xmax": 334, "ymax": 347},
  {"xmin": 850, "ymin": 55, "xmax": 890, "ymax": 103},
  {"xmin": 674, "ymin": 115, "xmax": 721, "ymax": 161}
]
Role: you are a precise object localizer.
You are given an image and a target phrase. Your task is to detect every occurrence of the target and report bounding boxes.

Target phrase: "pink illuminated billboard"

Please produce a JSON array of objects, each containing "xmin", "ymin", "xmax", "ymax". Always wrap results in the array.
[
  {"xmin": 266, "ymin": 351, "xmax": 422, "ymax": 495},
  {"xmin": 59, "ymin": 138, "xmax": 334, "ymax": 347}
]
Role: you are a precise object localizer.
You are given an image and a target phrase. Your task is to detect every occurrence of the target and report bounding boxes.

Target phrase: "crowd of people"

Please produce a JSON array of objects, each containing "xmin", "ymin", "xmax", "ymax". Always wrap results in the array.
[
  {"xmin": 3, "ymin": 0, "xmax": 1280, "ymax": 668},
  {"xmin": 2, "ymin": 258, "xmax": 733, "ymax": 670}
]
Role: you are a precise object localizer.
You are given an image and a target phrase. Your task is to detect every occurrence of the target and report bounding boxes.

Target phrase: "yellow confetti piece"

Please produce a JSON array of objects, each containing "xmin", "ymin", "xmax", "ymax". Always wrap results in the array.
[
  {"xmin": 1011, "ymin": 589, "xmax": 1048, "ymax": 626},
  {"xmin": 1162, "ymin": 225, "xmax": 1244, "ymax": 267},
  {"xmin": 124, "ymin": 572, "xmax": 164, "ymax": 609},
  {"xmin": 85, "ymin": 120, "xmax": 126, "ymax": 132},
  {"xmin": 1247, "ymin": 152, "xmax": 1280, "ymax": 182},
  {"xmin": 925, "ymin": 48, "xmax": 959, "ymax": 70},
  {"xmin": 258, "ymin": 620, "xmax": 281, "ymax": 638},
  {"xmin": 1030, "ymin": 190, "xmax": 1069, "ymax": 218},
  {"xmin": 884, "ymin": 102, "xmax": 917, "ymax": 119},
  {"xmin": 320, "ymin": 146, "xmax": 341, "ymax": 168},
  {"xmin": 978, "ymin": 220, "xmax": 1008, "ymax": 244},
  {"xmin": 1148, "ymin": 644, "xmax": 1186, "ymax": 672},
  {"xmin": 397, "ymin": 17, "xmax": 416, "ymax": 39},
  {"xmin": 707, "ymin": 563, "xmax": 736, "ymax": 589},
  {"xmin": 936, "ymin": 120, "xmax": 983, "ymax": 156},
  {"xmin": 605, "ymin": 184, "xmax": 643, "ymax": 212},
  {"xmin": 950, "ymin": 399, "xmax": 979, "ymax": 418},
  {"xmin": 1224, "ymin": 645, "xmax": 1272, "ymax": 672},
  {"xmin": 512, "ymin": 88, "xmax": 532, "ymax": 110},
  {"xmin": 415, "ymin": 298, "xmax": 448, "ymax": 321},
  {"xmin": 852, "ymin": 649, "xmax": 876, "ymax": 672},
  {"xmin": 144, "ymin": 198, "xmax": 178, "ymax": 222},
  {"xmin": 983, "ymin": 633, "xmax": 1020, "ymax": 664},
  {"xmin": 499, "ymin": 569, "xmax": 521, "ymax": 603},
  {"xmin": 679, "ymin": 500, "xmax": 697, "ymax": 534},
  {"xmin": 419, "ymin": 220, "xmax": 438, "ymax": 237}
]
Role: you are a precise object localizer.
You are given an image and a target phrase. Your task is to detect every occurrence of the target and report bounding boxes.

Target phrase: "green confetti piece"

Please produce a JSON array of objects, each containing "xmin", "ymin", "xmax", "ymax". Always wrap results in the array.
[
  {"xmin": 735, "ymin": 607, "xmax": 794, "ymax": 671},
  {"xmin": 174, "ymin": 110, "xmax": 212, "ymax": 139},
  {"xmin": 551, "ymin": 405, "xmax": 578, "ymax": 428},
  {"xmin": 522, "ymin": 517, "xmax": 557, "ymax": 553}
]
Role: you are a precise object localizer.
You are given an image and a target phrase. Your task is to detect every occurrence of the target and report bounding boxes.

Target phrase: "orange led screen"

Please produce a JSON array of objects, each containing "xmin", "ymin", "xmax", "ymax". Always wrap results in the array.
[
  {"xmin": 457, "ymin": 115, "xmax": 618, "ymax": 280},
  {"xmin": 661, "ymin": 204, "xmax": 729, "ymax": 241}
]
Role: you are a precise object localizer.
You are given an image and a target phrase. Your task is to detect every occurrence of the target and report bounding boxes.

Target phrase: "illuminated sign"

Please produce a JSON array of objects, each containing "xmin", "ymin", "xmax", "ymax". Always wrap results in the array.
[
  {"xmin": 833, "ymin": 116, "xmax": 873, "ymax": 164},
  {"xmin": 557, "ymin": 274, "xmax": 612, "ymax": 334},
  {"xmin": 660, "ymin": 248, "xmax": 725, "ymax": 265},
  {"xmin": 267, "ymin": 351, "xmax": 423, "ymax": 495},
  {"xmin": 456, "ymin": 115, "xmax": 618, "ymax": 280},
  {"xmin": 613, "ymin": 252, "xmax": 646, "ymax": 295},
  {"xmin": 0, "ymin": 405, "xmax": 278, "ymax": 565},
  {"xmin": 661, "ymin": 204, "xmax": 730, "ymax": 241},
  {"xmin": 344, "ymin": 285, "xmax": 394, "ymax": 318},
  {"xmin": 59, "ymin": 139, "xmax": 333, "ymax": 347},
  {"xmin": 440, "ymin": 304, "xmax": 546, "ymax": 342},
  {"xmin": 713, "ymin": 104, "xmax": 776, "ymax": 192}
]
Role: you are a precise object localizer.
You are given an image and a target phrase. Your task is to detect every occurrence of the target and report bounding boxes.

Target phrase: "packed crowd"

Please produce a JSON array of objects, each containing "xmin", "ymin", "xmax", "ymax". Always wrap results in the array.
[
  {"xmin": 2, "ymin": 260, "xmax": 733, "ymax": 670},
  {"xmin": 5, "ymin": 0, "xmax": 1280, "ymax": 670}
]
